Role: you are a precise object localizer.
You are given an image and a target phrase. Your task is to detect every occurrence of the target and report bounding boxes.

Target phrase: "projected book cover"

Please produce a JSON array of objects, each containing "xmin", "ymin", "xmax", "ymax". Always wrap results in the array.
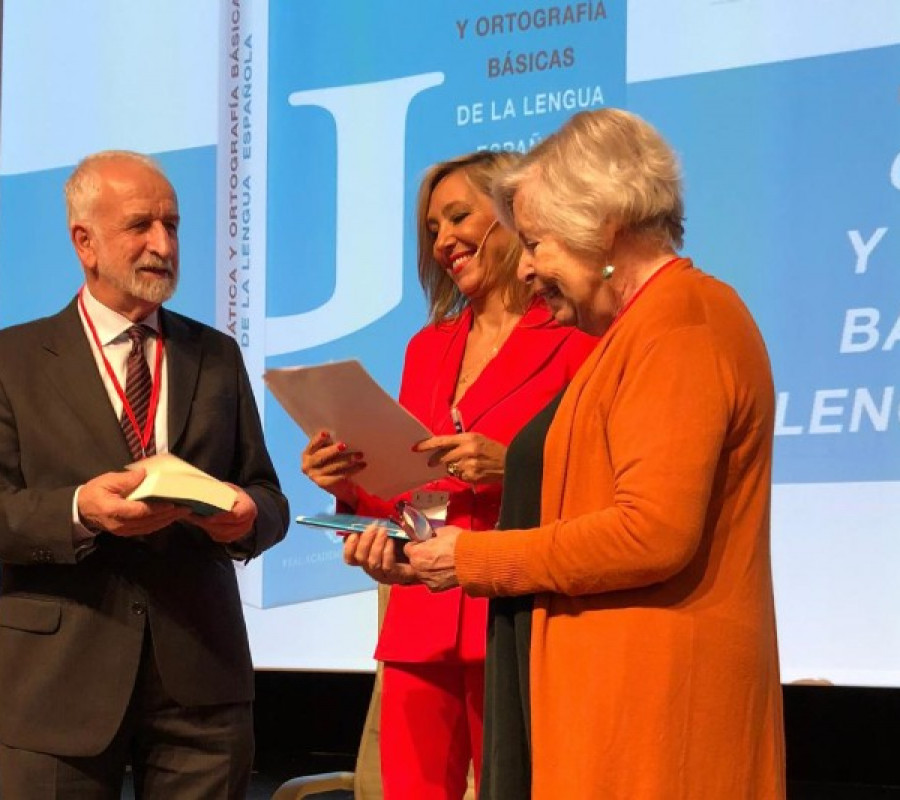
[
  {"xmin": 627, "ymin": 14, "xmax": 900, "ymax": 487},
  {"xmin": 215, "ymin": 1, "xmax": 626, "ymax": 607},
  {"xmin": 2, "ymin": 0, "xmax": 898, "ymax": 678}
]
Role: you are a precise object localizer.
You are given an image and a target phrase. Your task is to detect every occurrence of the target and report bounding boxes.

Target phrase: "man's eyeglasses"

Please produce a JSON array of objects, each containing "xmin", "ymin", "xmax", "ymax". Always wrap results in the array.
[{"xmin": 393, "ymin": 501, "xmax": 436, "ymax": 542}]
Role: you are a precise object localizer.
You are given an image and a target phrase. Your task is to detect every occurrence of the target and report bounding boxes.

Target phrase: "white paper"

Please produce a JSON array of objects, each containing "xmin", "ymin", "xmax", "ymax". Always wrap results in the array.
[{"xmin": 264, "ymin": 360, "xmax": 445, "ymax": 498}]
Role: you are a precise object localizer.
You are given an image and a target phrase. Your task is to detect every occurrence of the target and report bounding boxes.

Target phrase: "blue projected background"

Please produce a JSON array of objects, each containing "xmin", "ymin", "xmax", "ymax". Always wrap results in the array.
[{"xmin": 2, "ymin": 0, "xmax": 899, "ymax": 682}]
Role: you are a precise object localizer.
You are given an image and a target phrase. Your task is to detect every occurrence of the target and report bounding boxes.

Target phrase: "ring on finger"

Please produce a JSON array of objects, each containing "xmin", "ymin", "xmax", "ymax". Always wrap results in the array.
[{"xmin": 447, "ymin": 462, "xmax": 461, "ymax": 478}]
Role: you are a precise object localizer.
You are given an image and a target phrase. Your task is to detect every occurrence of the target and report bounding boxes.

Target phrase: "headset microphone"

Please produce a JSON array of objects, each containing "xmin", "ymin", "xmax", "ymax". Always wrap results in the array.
[{"xmin": 472, "ymin": 219, "xmax": 499, "ymax": 261}]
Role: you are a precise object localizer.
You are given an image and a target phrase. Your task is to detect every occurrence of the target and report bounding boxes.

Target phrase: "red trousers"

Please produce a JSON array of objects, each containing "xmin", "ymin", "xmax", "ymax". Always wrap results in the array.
[{"xmin": 380, "ymin": 661, "xmax": 484, "ymax": 800}]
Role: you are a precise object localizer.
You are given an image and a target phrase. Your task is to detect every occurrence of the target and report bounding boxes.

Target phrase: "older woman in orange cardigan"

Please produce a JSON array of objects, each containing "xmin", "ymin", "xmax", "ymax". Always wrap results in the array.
[{"xmin": 346, "ymin": 108, "xmax": 786, "ymax": 800}]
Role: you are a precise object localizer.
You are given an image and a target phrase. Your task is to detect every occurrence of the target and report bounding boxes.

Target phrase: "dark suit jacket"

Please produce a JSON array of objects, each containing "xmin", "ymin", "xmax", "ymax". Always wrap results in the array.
[{"xmin": 0, "ymin": 298, "xmax": 289, "ymax": 757}]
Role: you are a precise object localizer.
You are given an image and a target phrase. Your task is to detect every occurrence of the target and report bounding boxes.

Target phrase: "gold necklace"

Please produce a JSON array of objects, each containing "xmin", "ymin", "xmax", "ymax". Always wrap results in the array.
[{"xmin": 457, "ymin": 318, "xmax": 517, "ymax": 387}]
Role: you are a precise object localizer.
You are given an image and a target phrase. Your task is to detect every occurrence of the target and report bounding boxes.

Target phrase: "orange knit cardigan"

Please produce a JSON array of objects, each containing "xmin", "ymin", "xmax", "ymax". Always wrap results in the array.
[{"xmin": 457, "ymin": 260, "xmax": 786, "ymax": 799}]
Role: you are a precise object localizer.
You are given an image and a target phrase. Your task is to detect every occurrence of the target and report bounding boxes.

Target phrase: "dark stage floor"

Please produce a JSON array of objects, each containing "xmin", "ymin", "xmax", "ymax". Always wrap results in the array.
[{"xmin": 121, "ymin": 773, "xmax": 900, "ymax": 799}]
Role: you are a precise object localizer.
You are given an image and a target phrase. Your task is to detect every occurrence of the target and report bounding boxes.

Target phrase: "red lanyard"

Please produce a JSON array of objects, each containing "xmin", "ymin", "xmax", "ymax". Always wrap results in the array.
[{"xmin": 78, "ymin": 288, "xmax": 165, "ymax": 456}]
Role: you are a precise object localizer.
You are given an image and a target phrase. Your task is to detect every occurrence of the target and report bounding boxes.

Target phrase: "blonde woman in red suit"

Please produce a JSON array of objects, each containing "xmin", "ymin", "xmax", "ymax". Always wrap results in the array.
[{"xmin": 301, "ymin": 150, "xmax": 596, "ymax": 800}]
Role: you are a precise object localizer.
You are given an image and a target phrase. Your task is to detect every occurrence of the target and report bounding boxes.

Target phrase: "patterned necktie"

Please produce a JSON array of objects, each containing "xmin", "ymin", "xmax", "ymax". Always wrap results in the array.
[{"xmin": 121, "ymin": 325, "xmax": 156, "ymax": 459}]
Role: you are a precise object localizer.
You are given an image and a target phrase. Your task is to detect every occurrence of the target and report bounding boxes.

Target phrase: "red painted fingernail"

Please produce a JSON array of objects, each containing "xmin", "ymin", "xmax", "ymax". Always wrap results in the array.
[
  {"xmin": 337, "ymin": 442, "xmax": 347, "ymax": 452},
  {"xmin": 319, "ymin": 431, "xmax": 329, "ymax": 441}
]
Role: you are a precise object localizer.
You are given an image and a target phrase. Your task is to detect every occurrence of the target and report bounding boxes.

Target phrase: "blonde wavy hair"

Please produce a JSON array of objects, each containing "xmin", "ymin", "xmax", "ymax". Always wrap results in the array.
[
  {"xmin": 416, "ymin": 151, "xmax": 530, "ymax": 323},
  {"xmin": 493, "ymin": 109, "xmax": 684, "ymax": 256}
]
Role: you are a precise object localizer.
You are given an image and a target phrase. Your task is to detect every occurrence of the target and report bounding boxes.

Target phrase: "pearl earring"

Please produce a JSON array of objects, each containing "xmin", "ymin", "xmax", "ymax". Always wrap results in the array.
[{"xmin": 601, "ymin": 265, "xmax": 615, "ymax": 280}]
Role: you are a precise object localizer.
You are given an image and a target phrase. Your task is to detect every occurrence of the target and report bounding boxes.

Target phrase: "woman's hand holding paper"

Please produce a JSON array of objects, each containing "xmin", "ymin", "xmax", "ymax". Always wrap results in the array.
[
  {"xmin": 301, "ymin": 429, "xmax": 366, "ymax": 508},
  {"xmin": 414, "ymin": 433, "xmax": 507, "ymax": 485}
]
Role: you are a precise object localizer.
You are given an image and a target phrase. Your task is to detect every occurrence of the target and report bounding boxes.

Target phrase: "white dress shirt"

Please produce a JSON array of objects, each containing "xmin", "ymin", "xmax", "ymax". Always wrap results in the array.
[{"xmin": 72, "ymin": 285, "xmax": 170, "ymax": 544}]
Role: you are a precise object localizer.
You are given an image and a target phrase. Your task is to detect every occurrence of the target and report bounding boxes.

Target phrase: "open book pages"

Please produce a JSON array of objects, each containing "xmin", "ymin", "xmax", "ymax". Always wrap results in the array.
[{"xmin": 125, "ymin": 453, "xmax": 238, "ymax": 516}]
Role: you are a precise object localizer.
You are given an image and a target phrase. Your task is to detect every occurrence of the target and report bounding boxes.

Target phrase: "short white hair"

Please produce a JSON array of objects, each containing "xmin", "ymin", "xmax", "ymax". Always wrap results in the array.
[
  {"xmin": 64, "ymin": 150, "xmax": 168, "ymax": 225},
  {"xmin": 493, "ymin": 108, "xmax": 684, "ymax": 254}
]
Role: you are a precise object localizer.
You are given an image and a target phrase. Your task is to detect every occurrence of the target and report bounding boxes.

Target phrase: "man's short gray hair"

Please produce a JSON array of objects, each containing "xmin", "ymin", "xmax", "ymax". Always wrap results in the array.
[{"xmin": 64, "ymin": 150, "xmax": 168, "ymax": 226}]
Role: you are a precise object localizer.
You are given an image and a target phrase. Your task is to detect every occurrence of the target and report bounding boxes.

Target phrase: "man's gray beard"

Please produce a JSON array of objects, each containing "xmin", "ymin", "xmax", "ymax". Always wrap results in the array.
[{"xmin": 100, "ymin": 262, "xmax": 178, "ymax": 305}]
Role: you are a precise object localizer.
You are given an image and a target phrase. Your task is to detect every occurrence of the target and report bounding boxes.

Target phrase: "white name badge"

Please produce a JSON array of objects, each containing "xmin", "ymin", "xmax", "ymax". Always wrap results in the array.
[{"xmin": 410, "ymin": 490, "xmax": 450, "ymax": 523}]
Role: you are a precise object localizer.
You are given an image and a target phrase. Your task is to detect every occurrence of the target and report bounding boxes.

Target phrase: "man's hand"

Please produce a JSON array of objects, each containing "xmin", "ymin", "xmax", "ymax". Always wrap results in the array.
[
  {"xmin": 185, "ymin": 485, "xmax": 258, "ymax": 544},
  {"xmin": 342, "ymin": 523, "xmax": 419, "ymax": 585},
  {"xmin": 404, "ymin": 525, "xmax": 462, "ymax": 592},
  {"xmin": 78, "ymin": 469, "xmax": 191, "ymax": 537}
]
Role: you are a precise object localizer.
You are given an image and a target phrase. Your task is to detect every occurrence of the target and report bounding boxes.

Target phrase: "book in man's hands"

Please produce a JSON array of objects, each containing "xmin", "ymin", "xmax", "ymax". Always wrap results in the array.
[{"xmin": 125, "ymin": 453, "xmax": 238, "ymax": 516}]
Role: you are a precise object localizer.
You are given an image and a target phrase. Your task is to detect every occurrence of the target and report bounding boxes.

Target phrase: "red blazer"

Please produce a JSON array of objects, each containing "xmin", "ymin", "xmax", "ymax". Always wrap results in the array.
[{"xmin": 359, "ymin": 300, "xmax": 596, "ymax": 663}]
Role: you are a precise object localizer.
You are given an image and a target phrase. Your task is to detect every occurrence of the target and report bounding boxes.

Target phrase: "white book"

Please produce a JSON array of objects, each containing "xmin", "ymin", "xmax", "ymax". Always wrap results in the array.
[{"xmin": 125, "ymin": 453, "xmax": 238, "ymax": 516}]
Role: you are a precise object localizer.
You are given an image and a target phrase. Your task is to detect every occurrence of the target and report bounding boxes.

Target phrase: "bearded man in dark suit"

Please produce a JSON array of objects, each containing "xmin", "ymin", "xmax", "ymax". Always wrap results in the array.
[{"xmin": 0, "ymin": 150, "xmax": 289, "ymax": 799}]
